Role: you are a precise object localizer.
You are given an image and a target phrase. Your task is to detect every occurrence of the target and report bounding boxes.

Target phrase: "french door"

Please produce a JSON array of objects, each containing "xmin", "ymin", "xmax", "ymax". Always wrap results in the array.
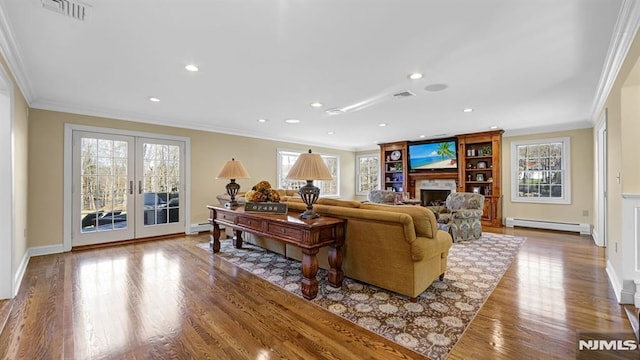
[{"xmin": 72, "ymin": 131, "xmax": 185, "ymax": 246}]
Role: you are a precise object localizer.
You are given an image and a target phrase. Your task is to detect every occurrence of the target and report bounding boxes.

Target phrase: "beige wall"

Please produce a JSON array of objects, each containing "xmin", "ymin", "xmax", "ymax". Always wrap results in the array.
[
  {"xmin": 0, "ymin": 55, "xmax": 29, "ymax": 275},
  {"xmin": 28, "ymin": 109, "xmax": 355, "ymax": 248},
  {"xmin": 501, "ymin": 128, "xmax": 594, "ymax": 225}
]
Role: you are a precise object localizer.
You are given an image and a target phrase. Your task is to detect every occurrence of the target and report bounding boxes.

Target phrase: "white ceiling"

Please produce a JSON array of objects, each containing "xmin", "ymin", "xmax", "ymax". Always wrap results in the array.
[{"xmin": 0, "ymin": 0, "xmax": 628, "ymax": 150}]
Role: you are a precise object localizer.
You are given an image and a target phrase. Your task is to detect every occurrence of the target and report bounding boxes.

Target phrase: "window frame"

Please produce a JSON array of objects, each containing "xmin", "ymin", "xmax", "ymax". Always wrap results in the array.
[
  {"xmin": 510, "ymin": 136, "xmax": 571, "ymax": 204},
  {"xmin": 356, "ymin": 153, "xmax": 380, "ymax": 195},
  {"xmin": 276, "ymin": 148, "xmax": 340, "ymax": 198}
]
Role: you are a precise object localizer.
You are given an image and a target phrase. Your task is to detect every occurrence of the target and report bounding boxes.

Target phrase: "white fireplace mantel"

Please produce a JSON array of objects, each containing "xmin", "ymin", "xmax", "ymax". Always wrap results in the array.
[{"xmin": 417, "ymin": 179, "xmax": 457, "ymax": 198}]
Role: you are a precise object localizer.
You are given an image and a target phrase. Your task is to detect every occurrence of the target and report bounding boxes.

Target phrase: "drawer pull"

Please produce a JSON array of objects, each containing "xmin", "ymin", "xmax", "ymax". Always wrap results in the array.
[{"xmin": 282, "ymin": 228, "xmax": 286, "ymax": 233}]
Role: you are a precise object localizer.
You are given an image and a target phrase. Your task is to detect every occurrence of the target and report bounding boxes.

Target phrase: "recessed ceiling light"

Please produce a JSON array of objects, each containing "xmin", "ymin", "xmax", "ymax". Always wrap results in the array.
[
  {"xmin": 327, "ymin": 131, "xmax": 335, "ymax": 135},
  {"xmin": 378, "ymin": 123, "xmax": 387, "ymax": 127},
  {"xmin": 185, "ymin": 64, "xmax": 199, "ymax": 72},
  {"xmin": 149, "ymin": 97, "xmax": 160, "ymax": 102},
  {"xmin": 257, "ymin": 118, "xmax": 268, "ymax": 123},
  {"xmin": 463, "ymin": 108, "xmax": 473, "ymax": 113},
  {"xmin": 490, "ymin": 125, "xmax": 498, "ymax": 129},
  {"xmin": 408, "ymin": 73, "xmax": 423, "ymax": 80},
  {"xmin": 310, "ymin": 102, "xmax": 323, "ymax": 108},
  {"xmin": 424, "ymin": 83, "xmax": 448, "ymax": 92},
  {"xmin": 419, "ymin": 135, "xmax": 426, "ymax": 138},
  {"xmin": 284, "ymin": 119, "xmax": 300, "ymax": 124}
]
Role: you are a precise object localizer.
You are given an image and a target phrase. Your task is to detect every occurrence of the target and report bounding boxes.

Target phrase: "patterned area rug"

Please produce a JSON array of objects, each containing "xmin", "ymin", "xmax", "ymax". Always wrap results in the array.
[{"xmin": 198, "ymin": 233, "xmax": 525, "ymax": 360}]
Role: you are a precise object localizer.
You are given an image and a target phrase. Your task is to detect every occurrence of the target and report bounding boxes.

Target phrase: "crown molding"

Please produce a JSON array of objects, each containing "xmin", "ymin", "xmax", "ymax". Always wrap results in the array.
[
  {"xmin": 502, "ymin": 120, "xmax": 592, "ymax": 138},
  {"xmin": 590, "ymin": 0, "xmax": 640, "ymax": 123},
  {"xmin": 0, "ymin": 2, "xmax": 34, "ymax": 104}
]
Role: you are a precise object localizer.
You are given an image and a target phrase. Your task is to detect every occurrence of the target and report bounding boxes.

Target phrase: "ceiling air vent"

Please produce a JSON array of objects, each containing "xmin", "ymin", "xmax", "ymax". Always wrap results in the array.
[
  {"xmin": 392, "ymin": 90, "xmax": 416, "ymax": 99},
  {"xmin": 41, "ymin": 0, "xmax": 90, "ymax": 21}
]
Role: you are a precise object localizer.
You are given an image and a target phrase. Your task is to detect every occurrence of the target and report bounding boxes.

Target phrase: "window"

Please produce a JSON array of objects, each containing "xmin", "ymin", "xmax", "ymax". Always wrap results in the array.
[
  {"xmin": 511, "ymin": 137, "xmax": 571, "ymax": 204},
  {"xmin": 356, "ymin": 153, "xmax": 380, "ymax": 195},
  {"xmin": 277, "ymin": 149, "xmax": 340, "ymax": 197}
]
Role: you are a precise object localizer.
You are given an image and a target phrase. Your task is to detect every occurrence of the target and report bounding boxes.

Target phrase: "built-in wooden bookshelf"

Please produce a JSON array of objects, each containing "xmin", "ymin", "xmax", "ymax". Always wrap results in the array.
[
  {"xmin": 379, "ymin": 142, "xmax": 408, "ymax": 193},
  {"xmin": 378, "ymin": 130, "xmax": 503, "ymax": 227},
  {"xmin": 457, "ymin": 130, "xmax": 504, "ymax": 227}
]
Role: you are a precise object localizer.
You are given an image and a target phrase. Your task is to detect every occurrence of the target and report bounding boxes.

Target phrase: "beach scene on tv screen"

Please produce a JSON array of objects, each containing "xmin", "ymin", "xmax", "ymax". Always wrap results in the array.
[{"xmin": 410, "ymin": 141, "xmax": 457, "ymax": 169}]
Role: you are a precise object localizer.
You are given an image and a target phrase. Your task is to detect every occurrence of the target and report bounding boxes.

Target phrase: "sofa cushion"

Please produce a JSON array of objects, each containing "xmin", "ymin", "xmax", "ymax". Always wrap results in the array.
[
  {"xmin": 360, "ymin": 203, "xmax": 438, "ymax": 239},
  {"xmin": 316, "ymin": 198, "xmax": 361, "ymax": 208}
]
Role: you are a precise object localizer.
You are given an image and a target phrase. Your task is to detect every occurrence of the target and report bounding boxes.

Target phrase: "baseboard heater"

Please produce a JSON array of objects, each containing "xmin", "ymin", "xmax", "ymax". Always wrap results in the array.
[
  {"xmin": 189, "ymin": 222, "xmax": 212, "ymax": 234},
  {"xmin": 505, "ymin": 217, "xmax": 591, "ymax": 235}
]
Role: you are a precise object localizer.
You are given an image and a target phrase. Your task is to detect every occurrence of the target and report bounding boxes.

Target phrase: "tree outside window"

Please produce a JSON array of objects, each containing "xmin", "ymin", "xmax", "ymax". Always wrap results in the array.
[
  {"xmin": 511, "ymin": 137, "xmax": 571, "ymax": 204},
  {"xmin": 277, "ymin": 149, "xmax": 340, "ymax": 197},
  {"xmin": 356, "ymin": 154, "xmax": 379, "ymax": 195}
]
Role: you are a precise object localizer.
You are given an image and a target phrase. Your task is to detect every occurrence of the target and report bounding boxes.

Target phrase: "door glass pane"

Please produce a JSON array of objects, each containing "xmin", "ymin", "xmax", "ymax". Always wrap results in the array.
[
  {"xmin": 142, "ymin": 143, "xmax": 180, "ymax": 226},
  {"xmin": 80, "ymin": 138, "xmax": 128, "ymax": 233}
]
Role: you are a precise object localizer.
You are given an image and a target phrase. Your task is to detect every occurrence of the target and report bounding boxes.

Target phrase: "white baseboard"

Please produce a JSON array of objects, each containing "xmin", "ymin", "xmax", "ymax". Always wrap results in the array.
[
  {"xmin": 13, "ymin": 244, "xmax": 66, "ymax": 297},
  {"xmin": 13, "ymin": 251, "xmax": 29, "ymax": 298},
  {"xmin": 189, "ymin": 223, "xmax": 211, "ymax": 234},
  {"xmin": 606, "ymin": 260, "xmax": 636, "ymax": 304},
  {"xmin": 505, "ymin": 217, "xmax": 591, "ymax": 235}
]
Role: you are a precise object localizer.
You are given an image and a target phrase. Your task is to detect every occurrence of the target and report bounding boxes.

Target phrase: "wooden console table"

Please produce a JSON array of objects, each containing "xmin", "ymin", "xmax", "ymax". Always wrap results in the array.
[{"xmin": 207, "ymin": 205, "xmax": 345, "ymax": 300}]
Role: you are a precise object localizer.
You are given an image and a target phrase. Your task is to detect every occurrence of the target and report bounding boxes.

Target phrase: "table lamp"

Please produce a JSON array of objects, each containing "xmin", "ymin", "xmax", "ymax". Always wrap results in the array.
[
  {"xmin": 285, "ymin": 149, "xmax": 333, "ymax": 219},
  {"xmin": 216, "ymin": 158, "xmax": 250, "ymax": 208}
]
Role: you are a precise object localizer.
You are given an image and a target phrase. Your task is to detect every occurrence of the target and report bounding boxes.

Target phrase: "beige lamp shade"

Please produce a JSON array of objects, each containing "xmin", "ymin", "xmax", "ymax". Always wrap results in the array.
[
  {"xmin": 216, "ymin": 158, "xmax": 250, "ymax": 179},
  {"xmin": 286, "ymin": 150, "xmax": 333, "ymax": 180}
]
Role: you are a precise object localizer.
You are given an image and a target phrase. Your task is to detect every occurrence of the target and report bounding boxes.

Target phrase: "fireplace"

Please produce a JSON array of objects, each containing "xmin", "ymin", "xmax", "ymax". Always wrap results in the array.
[{"xmin": 420, "ymin": 189, "xmax": 451, "ymax": 207}]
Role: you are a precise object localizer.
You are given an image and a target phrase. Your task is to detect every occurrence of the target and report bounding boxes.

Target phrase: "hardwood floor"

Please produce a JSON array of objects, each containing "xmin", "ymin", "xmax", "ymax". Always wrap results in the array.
[{"xmin": 0, "ymin": 228, "xmax": 632, "ymax": 359}]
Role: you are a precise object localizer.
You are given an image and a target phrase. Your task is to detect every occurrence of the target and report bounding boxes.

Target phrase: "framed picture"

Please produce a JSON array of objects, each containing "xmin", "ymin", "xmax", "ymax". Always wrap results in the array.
[
  {"xmin": 476, "ymin": 173, "xmax": 485, "ymax": 182},
  {"xmin": 477, "ymin": 161, "xmax": 487, "ymax": 169},
  {"xmin": 472, "ymin": 186, "xmax": 481, "ymax": 194}
]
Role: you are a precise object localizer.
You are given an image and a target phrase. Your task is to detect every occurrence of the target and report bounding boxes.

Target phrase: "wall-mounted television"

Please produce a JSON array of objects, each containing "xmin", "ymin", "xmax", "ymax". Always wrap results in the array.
[{"xmin": 408, "ymin": 138, "xmax": 458, "ymax": 172}]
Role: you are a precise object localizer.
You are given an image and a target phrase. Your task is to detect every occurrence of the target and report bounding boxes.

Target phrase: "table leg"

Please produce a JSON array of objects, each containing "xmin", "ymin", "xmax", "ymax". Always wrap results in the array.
[
  {"xmin": 233, "ymin": 229, "xmax": 243, "ymax": 249},
  {"xmin": 210, "ymin": 222, "xmax": 220, "ymax": 253},
  {"xmin": 328, "ymin": 223, "xmax": 345, "ymax": 287},
  {"xmin": 328, "ymin": 244, "xmax": 344, "ymax": 287},
  {"xmin": 301, "ymin": 248, "xmax": 319, "ymax": 300}
]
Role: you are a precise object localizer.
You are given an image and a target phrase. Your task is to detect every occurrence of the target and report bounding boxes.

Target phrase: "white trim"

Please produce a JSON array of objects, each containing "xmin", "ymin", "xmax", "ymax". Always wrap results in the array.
[
  {"xmin": 28, "ymin": 244, "xmax": 65, "ymax": 257},
  {"xmin": 594, "ymin": 114, "xmax": 607, "ymax": 247},
  {"xmin": 64, "ymin": 124, "xmax": 191, "ymax": 251},
  {"xmin": 591, "ymin": 0, "xmax": 640, "ymax": 124},
  {"xmin": 13, "ymin": 250, "xmax": 28, "ymax": 297},
  {"xmin": 510, "ymin": 137, "xmax": 571, "ymax": 204},
  {"xmin": 13, "ymin": 243, "xmax": 69, "ymax": 297},
  {"xmin": 0, "ymin": 57, "xmax": 14, "ymax": 299},
  {"xmin": 622, "ymin": 282, "xmax": 637, "ymax": 304},
  {"xmin": 607, "ymin": 260, "xmax": 623, "ymax": 303},
  {"xmin": 505, "ymin": 217, "xmax": 591, "ymax": 235},
  {"xmin": 607, "ymin": 260, "xmax": 636, "ymax": 304},
  {"xmin": 502, "ymin": 121, "xmax": 592, "ymax": 138},
  {"xmin": 0, "ymin": 2, "xmax": 34, "ymax": 103},
  {"xmin": 189, "ymin": 223, "xmax": 212, "ymax": 234}
]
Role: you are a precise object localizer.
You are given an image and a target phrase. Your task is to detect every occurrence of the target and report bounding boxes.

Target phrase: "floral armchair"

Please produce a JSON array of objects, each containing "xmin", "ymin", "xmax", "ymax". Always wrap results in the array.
[
  {"xmin": 438, "ymin": 192, "xmax": 484, "ymax": 241},
  {"xmin": 366, "ymin": 190, "xmax": 401, "ymax": 204}
]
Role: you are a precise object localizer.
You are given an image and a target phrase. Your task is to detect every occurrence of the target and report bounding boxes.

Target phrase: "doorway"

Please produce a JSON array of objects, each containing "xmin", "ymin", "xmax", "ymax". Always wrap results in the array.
[{"xmin": 66, "ymin": 126, "xmax": 188, "ymax": 248}]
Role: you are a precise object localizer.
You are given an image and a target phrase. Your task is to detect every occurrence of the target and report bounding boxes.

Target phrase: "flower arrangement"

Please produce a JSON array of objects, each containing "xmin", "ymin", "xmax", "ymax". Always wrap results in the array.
[{"xmin": 244, "ymin": 180, "xmax": 281, "ymax": 203}]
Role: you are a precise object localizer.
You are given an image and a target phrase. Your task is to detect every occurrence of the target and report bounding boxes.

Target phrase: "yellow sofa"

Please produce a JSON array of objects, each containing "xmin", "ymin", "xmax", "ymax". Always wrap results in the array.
[{"xmin": 242, "ymin": 197, "xmax": 453, "ymax": 301}]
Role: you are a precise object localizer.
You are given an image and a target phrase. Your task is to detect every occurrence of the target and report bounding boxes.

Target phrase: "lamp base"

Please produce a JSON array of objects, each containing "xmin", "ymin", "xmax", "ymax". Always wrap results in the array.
[
  {"xmin": 298, "ymin": 180, "xmax": 321, "ymax": 219},
  {"xmin": 225, "ymin": 179, "xmax": 241, "ymax": 209},
  {"xmin": 299, "ymin": 208, "xmax": 320, "ymax": 219}
]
